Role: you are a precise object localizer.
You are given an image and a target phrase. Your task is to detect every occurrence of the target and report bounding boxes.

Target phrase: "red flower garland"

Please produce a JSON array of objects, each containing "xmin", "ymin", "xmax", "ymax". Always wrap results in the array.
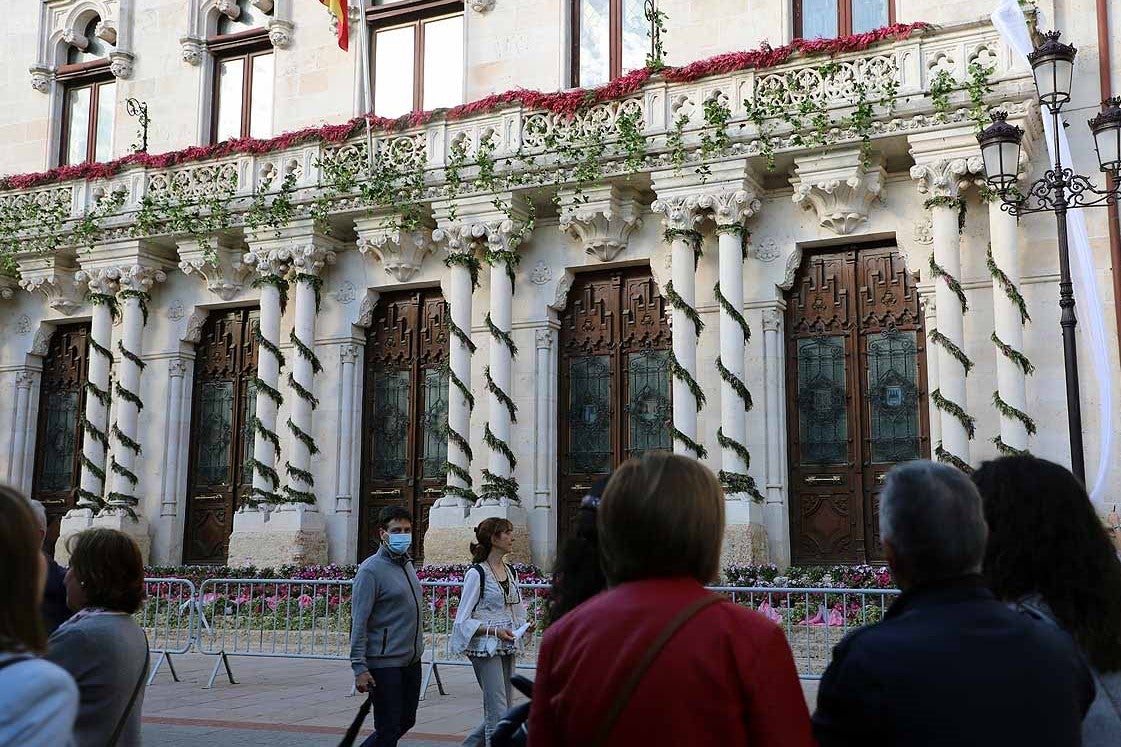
[{"xmin": 0, "ymin": 22, "xmax": 929, "ymax": 192}]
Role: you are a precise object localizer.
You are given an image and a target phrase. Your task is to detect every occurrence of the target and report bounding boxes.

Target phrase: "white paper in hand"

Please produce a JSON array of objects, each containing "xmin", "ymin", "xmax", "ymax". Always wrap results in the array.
[{"xmin": 512, "ymin": 623, "xmax": 531, "ymax": 641}]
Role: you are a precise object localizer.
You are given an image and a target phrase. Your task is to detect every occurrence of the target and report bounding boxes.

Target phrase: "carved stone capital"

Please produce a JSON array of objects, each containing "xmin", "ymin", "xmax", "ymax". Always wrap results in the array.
[
  {"xmin": 94, "ymin": 21, "xmax": 118, "ymax": 45},
  {"xmin": 761, "ymin": 308, "xmax": 783, "ymax": 333},
  {"xmin": 18, "ymin": 258, "xmax": 87, "ymax": 316},
  {"xmin": 432, "ymin": 223, "xmax": 482, "ymax": 257},
  {"xmin": 168, "ymin": 357, "xmax": 190, "ymax": 378},
  {"xmin": 650, "ymin": 194, "xmax": 705, "ymax": 233},
  {"xmin": 29, "ymin": 65, "xmax": 53, "ymax": 93},
  {"xmin": 289, "ymin": 243, "xmax": 337, "ymax": 275},
  {"xmin": 340, "ymin": 344, "xmax": 360, "ymax": 364},
  {"xmin": 116, "ymin": 265, "xmax": 167, "ymax": 293},
  {"xmin": 268, "ymin": 19, "xmax": 294, "ymax": 49},
  {"xmin": 909, "ymin": 157, "xmax": 984, "ymax": 198},
  {"xmin": 180, "ymin": 36, "xmax": 205, "ymax": 65},
  {"xmin": 178, "ymin": 239, "xmax": 252, "ymax": 300},
  {"xmin": 470, "ymin": 0, "xmax": 497, "ymax": 11},
  {"xmin": 695, "ymin": 187, "xmax": 762, "ymax": 227},
  {"xmin": 243, "ymin": 249, "xmax": 291, "ymax": 278},
  {"xmin": 109, "ymin": 52, "xmax": 135, "ymax": 80},
  {"xmin": 791, "ymin": 150, "xmax": 886, "ymax": 235},
  {"xmin": 357, "ymin": 221, "xmax": 435, "ymax": 283},
  {"xmin": 558, "ymin": 184, "xmax": 643, "ymax": 262},
  {"xmin": 535, "ymin": 328, "xmax": 556, "ymax": 348},
  {"xmin": 75, "ymin": 268, "xmax": 120, "ymax": 296}
]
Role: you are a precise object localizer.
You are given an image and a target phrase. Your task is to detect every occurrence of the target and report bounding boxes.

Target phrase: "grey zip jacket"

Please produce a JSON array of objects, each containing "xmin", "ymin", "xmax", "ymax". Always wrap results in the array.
[{"xmin": 350, "ymin": 545, "xmax": 425, "ymax": 675}]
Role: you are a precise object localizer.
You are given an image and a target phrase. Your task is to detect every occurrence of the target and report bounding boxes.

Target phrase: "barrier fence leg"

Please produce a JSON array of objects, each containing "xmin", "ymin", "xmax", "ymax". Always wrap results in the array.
[
  {"xmin": 420, "ymin": 660, "xmax": 447, "ymax": 701},
  {"xmin": 147, "ymin": 652, "xmax": 166, "ymax": 686},
  {"xmin": 166, "ymin": 653, "xmax": 180, "ymax": 683},
  {"xmin": 204, "ymin": 652, "xmax": 238, "ymax": 689}
]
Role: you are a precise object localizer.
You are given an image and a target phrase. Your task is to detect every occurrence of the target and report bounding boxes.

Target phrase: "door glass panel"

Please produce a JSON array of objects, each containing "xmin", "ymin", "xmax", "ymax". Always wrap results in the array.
[
  {"xmin": 621, "ymin": 0, "xmax": 648, "ymax": 74},
  {"xmin": 40, "ymin": 392, "xmax": 79, "ymax": 492},
  {"xmin": 240, "ymin": 381, "xmax": 257, "ymax": 485},
  {"xmin": 567, "ymin": 355, "xmax": 612, "ymax": 473},
  {"xmin": 94, "ymin": 81, "xmax": 115, "ymax": 162},
  {"xmin": 420, "ymin": 367, "xmax": 449, "ymax": 479},
  {"xmin": 799, "ymin": 0, "xmax": 839, "ymax": 39},
  {"xmin": 196, "ymin": 381, "xmax": 234, "ymax": 486},
  {"xmin": 422, "ymin": 15, "xmax": 464, "ymax": 110},
  {"xmin": 371, "ymin": 369, "xmax": 411, "ymax": 480},
  {"xmin": 374, "ymin": 25, "xmax": 416, "ymax": 118},
  {"xmin": 66, "ymin": 86, "xmax": 92, "ymax": 165},
  {"xmin": 867, "ymin": 330, "xmax": 921, "ymax": 463},
  {"xmin": 578, "ymin": 0, "xmax": 610, "ymax": 88},
  {"xmin": 626, "ymin": 349, "xmax": 671, "ymax": 457},
  {"xmin": 797, "ymin": 336, "xmax": 848, "ymax": 465},
  {"xmin": 851, "ymin": 0, "xmax": 889, "ymax": 33},
  {"xmin": 249, "ymin": 53, "xmax": 274, "ymax": 139},
  {"xmin": 216, "ymin": 58, "xmax": 245, "ymax": 142}
]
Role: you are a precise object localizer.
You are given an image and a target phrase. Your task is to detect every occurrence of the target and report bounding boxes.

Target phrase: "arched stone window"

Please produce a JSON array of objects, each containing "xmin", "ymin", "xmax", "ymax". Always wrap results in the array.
[{"xmin": 181, "ymin": 0, "xmax": 293, "ymax": 143}]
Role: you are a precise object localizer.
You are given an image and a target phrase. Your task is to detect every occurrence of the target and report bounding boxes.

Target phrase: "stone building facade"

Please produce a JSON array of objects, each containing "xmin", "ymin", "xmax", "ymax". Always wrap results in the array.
[{"xmin": 1, "ymin": 0, "xmax": 1119, "ymax": 570}]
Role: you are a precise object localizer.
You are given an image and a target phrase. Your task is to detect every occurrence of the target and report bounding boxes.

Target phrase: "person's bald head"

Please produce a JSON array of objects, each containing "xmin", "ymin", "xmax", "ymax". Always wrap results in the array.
[{"xmin": 27, "ymin": 498, "xmax": 47, "ymax": 541}]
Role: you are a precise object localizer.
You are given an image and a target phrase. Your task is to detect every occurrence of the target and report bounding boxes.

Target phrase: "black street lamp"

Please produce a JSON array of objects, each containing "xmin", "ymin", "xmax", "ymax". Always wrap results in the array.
[{"xmin": 977, "ymin": 31, "xmax": 1121, "ymax": 484}]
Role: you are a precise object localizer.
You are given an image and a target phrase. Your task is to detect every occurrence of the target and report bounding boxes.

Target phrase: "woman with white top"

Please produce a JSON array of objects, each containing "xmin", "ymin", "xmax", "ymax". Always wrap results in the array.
[
  {"xmin": 451, "ymin": 518, "xmax": 528, "ymax": 747},
  {"xmin": 0, "ymin": 485, "xmax": 78, "ymax": 747}
]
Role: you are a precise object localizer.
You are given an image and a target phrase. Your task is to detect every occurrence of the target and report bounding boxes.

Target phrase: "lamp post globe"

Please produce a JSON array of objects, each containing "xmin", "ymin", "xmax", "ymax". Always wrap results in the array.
[
  {"xmin": 1088, "ymin": 96, "xmax": 1121, "ymax": 174},
  {"xmin": 977, "ymin": 110, "xmax": 1025, "ymax": 193},
  {"xmin": 1027, "ymin": 30, "xmax": 1077, "ymax": 110}
]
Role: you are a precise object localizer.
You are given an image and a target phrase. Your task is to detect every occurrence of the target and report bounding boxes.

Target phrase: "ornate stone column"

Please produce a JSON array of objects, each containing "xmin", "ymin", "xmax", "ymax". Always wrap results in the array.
[
  {"xmin": 8, "ymin": 370, "xmax": 38, "ymax": 492},
  {"xmin": 161, "ymin": 357, "xmax": 190, "ymax": 519},
  {"xmin": 244, "ymin": 252, "xmax": 288, "ymax": 506},
  {"xmin": 334, "ymin": 344, "xmax": 360, "ymax": 513},
  {"xmin": 651, "ymin": 194, "xmax": 705, "ymax": 457},
  {"xmin": 761, "ymin": 307, "xmax": 790, "ymax": 568},
  {"xmin": 988, "ymin": 199, "xmax": 1033, "ymax": 453},
  {"xmin": 285, "ymin": 242, "xmax": 336, "ymax": 504},
  {"xmin": 920, "ymin": 293, "xmax": 942, "ymax": 451},
  {"xmin": 909, "ymin": 137, "xmax": 982, "ymax": 471},
  {"xmin": 59, "ymin": 269, "xmax": 119, "ymax": 558}
]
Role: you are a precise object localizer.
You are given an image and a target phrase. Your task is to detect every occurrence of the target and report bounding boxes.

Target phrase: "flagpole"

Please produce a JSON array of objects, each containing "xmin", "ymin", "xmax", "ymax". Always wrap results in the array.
[{"xmin": 356, "ymin": 0, "xmax": 375, "ymax": 175}]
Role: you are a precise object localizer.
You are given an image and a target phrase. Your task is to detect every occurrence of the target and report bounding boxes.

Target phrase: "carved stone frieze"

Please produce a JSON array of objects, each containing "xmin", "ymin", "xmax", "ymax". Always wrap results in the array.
[
  {"xmin": 178, "ymin": 239, "xmax": 251, "ymax": 300},
  {"xmin": 913, "ymin": 217, "xmax": 934, "ymax": 245},
  {"xmin": 18, "ymin": 257, "xmax": 87, "ymax": 316},
  {"xmin": 558, "ymin": 184, "xmax": 644, "ymax": 262},
  {"xmin": 790, "ymin": 149, "xmax": 886, "ymax": 235},
  {"xmin": 356, "ymin": 218, "xmax": 435, "ymax": 283}
]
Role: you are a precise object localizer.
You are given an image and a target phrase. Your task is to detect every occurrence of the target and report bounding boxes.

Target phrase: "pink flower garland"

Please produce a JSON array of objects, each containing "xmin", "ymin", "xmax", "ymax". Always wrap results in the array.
[{"xmin": 1, "ymin": 22, "xmax": 929, "ymax": 192}]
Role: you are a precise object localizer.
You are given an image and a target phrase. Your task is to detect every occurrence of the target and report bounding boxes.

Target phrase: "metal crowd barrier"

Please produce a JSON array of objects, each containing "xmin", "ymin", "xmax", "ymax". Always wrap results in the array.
[
  {"xmin": 138, "ymin": 576, "xmax": 900, "ymax": 690},
  {"xmin": 137, "ymin": 578, "xmax": 197, "ymax": 686}
]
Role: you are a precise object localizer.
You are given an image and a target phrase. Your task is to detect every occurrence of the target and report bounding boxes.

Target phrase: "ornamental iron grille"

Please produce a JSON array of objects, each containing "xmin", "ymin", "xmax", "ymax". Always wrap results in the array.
[
  {"xmin": 32, "ymin": 322, "xmax": 91, "ymax": 557},
  {"xmin": 558, "ymin": 267, "xmax": 671, "ymax": 544},
  {"xmin": 360, "ymin": 288, "xmax": 449, "ymax": 563},
  {"xmin": 184, "ymin": 308, "xmax": 260, "ymax": 565},
  {"xmin": 786, "ymin": 244, "xmax": 929, "ymax": 565}
]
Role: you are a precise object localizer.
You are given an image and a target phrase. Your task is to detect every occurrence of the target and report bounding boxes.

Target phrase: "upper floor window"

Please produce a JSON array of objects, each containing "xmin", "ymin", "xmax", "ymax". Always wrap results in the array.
[
  {"xmin": 59, "ymin": 19, "xmax": 116, "ymax": 165},
  {"xmin": 794, "ymin": 0, "xmax": 893, "ymax": 40},
  {"xmin": 210, "ymin": 0, "xmax": 274, "ymax": 142},
  {"xmin": 571, "ymin": 0, "xmax": 648, "ymax": 88},
  {"xmin": 368, "ymin": 0, "xmax": 465, "ymax": 119}
]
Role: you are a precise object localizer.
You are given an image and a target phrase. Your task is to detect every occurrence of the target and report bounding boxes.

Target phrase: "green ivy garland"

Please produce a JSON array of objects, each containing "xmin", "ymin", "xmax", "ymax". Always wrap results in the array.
[
  {"xmin": 663, "ymin": 280, "xmax": 704, "ymax": 336},
  {"xmin": 923, "ymin": 196, "xmax": 967, "ymax": 234},
  {"xmin": 714, "ymin": 282, "xmax": 750, "ymax": 341},
  {"xmin": 104, "ymin": 290, "xmax": 151, "ymax": 512},
  {"xmin": 444, "ymin": 250, "xmax": 482, "ymax": 290},
  {"xmin": 713, "ymin": 265, "xmax": 762, "ymax": 501},
  {"xmin": 283, "ymin": 274, "xmax": 323, "ymax": 505},
  {"xmin": 935, "ymin": 442, "xmax": 973, "ymax": 473},
  {"xmin": 992, "ymin": 436, "xmax": 1029, "ymax": 457},
  {"xmin": 929, "ymin": 329, "xmax": 974, "ymax": 374},
  {"xmin": 992, "ymin": 391, "xmax": 1037, "ymax": 436},
  {"xmin": 931, "ymin": 388, "xmax": 976, "ymax": 440},
  {"xmin": 485, "ymin": 313, "xmax": 519, "ymax": 358},
  {"xmin": 986, "ymin": 245, "xmax": 1031, "ymax": 324},
  {"xmin": 986, "ymin": 244, "xmax": 1034, "ymax": 448},
  {"xmin": 991, "ymin": 333, "xmax": 1035, "ymax": 375},
  {"xmin": 441, "ymin": 301, "xmax": 478, "ymax": 504},
  {"xmin": 928, "ymin": 254, "xmax": 968, "ymax": 314}
]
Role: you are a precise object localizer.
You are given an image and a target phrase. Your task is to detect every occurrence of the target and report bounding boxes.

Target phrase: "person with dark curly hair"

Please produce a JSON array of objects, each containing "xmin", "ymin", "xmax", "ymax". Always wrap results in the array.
[
  {"xmin": 545, "ymin": 477, "xmax": 609, "ymax": 625},
  {"xmin": 973, "ymin": 455, "xmax": 1121, "ymax": 745},
  {"xmin": 46, "ymin": 528, "xmax": 149, "ymax": 747}
]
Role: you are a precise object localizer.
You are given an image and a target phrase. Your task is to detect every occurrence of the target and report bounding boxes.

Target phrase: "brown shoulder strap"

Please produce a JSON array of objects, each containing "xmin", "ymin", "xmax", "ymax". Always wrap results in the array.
[{"xmin": 589, "ymin": 594, "xmax": 724, "ymax": 747}]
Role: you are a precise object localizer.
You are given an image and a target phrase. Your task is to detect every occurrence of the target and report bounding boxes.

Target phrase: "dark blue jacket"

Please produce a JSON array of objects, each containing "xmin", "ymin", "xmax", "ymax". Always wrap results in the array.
[
  {"xmin": 41, "ymin": 558, "xmax": 72, "ymax": 635},
  {"xmin": 813, "ymin": 575, "xmax": 1095, "ymax": 747}
]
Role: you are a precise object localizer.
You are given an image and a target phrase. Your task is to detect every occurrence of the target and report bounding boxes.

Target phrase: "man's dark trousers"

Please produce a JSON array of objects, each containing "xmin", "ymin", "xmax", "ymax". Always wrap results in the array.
[{"xmin": 360, "ymin": 661, "xmax": 423, "ymax": 747}]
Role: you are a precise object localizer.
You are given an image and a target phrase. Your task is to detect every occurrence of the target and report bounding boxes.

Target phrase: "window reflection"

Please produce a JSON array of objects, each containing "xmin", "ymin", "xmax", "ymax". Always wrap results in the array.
[
  {"xmin": 215, "ymin": 59, "xmax": 244, "ymax": 142},
  {"xmin": 374, "ymin": 25, "xmax": 415, "ymax": 118},
  {"xmin": 422, "ymin": 15, "xmax": 464, "ymax": 110},
  {"xmin": 94, "ymin": 81, "xmax": 115, "ymax": 162},
  {"xmin": 621, "ymin": 0, "xmax": 647, "ymax": 74},
  {"xmin": 578, "ymin": 0, "xmax": 610, "ymax": 88},
  {"xmin": 851, "ymin": 0, "xmax": 889, "ymax": 33},
  {"xmin": 249, "ymin": 54, "xmax": 274, "ymax": 139},
  {"xmin": 66, "ymin": 87, "xmax": 92, "ymax": 166}
]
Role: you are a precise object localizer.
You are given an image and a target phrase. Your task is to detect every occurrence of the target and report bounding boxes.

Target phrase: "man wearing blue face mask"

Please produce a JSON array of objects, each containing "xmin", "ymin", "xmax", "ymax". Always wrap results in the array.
[{"xmin": 350, "ymin": 506, "xmax": 425, "ymax": 747}]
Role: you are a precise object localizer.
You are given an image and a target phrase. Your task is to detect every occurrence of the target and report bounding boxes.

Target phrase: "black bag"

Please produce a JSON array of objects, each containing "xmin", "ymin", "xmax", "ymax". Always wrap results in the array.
[
  {"xmin": 490, "ymin": 674, "xmax": 533, "ymax": 747},
  {"xmin": 338, "ymin": 694, "xmax": 373, "ymax": 747}
]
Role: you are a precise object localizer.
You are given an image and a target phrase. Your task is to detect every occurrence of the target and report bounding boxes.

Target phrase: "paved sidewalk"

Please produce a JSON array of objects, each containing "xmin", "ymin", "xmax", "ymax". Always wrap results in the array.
[{"xmin": 141, "ymin": 652, "xmax": 820, "ymax": 745}]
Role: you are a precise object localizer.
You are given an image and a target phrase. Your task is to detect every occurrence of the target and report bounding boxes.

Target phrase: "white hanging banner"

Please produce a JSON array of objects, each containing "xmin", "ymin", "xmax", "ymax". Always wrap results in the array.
[{"xmin": 991, "ymin": 0, "xmax": 1113, "ymax": 503}]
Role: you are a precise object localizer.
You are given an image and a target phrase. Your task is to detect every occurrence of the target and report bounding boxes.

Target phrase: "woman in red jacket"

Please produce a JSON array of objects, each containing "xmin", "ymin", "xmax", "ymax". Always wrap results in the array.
[{"xmin": 528, "ymin": 452, "xmax": 815, "ymax": 747}]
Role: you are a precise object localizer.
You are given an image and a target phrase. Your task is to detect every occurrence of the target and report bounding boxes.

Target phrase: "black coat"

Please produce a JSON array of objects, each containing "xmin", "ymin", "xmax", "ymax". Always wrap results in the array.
[
  {"xmin": 41, "ymin": 558, "xmax": 72, "ymax": 635},
  {"xmin": 813, "ymin": 575, "xmax": 1095, "ymax": 747}
]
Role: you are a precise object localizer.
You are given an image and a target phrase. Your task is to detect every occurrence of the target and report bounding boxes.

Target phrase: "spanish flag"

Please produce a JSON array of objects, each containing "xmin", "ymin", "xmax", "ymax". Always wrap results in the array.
[{"xmin": 320, "ymin": 0, "xmax": 349, "ymax": 51}]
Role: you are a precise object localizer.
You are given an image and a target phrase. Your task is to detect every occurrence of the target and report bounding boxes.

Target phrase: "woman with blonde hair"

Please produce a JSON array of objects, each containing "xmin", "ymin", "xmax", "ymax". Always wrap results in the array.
[
  {"xmin": 528, "ymin": 452, "xmax": 814, "ymax": 747},
  {"xmin": 451, "ymin": 518, "xmax": 528, "ymax": 747},
  {"xmin": 0, "ymin": 485, "xmax": 78, "ymax": 746}
]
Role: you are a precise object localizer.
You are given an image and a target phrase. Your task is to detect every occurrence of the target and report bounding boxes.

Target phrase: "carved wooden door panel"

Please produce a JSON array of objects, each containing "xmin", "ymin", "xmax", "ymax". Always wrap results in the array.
[
  {"xmin": 558, "ymin": 267, "xmax": 672, "ymax": 544},
  {"xmin": 184, "ymin": 308, "xmax": 259, "ymax": 565},
  {"xmin": 32, "ymin": 322, "xmax": 91, "ymax": 557},
  {"xmin": 360, "ymin": 288, "xmax": 448, "ymax": 563},
  {"xmin": 787, "ymin": 244, "xmax": 928, "ymax": 565}
]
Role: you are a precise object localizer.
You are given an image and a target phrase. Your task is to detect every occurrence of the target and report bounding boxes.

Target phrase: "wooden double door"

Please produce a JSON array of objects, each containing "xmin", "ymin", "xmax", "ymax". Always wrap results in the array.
[
  {"xmin": 786, "ymin": 243, "xmax": 929, "ymax": 565},
  {"xmin": 184, "ymin": 308, "xmax": 260, "ymax": 565},
  {"xmin": 31, "ymin": 322, "xmax": 91, "ymax": 556},
  {"xmin": 359, "ymin": 288, "xmax": 449, "ymax": 563},
  {"xmin": 557, "ymin": 267, "xmax": 672, "ymax": 543}
]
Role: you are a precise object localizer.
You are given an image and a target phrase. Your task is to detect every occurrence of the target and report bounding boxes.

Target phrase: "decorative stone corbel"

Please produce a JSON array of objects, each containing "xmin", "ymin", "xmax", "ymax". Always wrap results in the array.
[
  {"xmin": 253, "ymin": 0, "xmax": 276, "ymax": 11},
  {"xmin": 94, "ymin": 20, "xmax": 118, "ymax": 45},
  {"xmin": 178, "ymin": 239, "xmax": 252, "ymax": 300},
  {"xmin": 470, "ymin": 0, "xmax": 497, "ymax": 11},
  {"xmin": 61, "ymin": 29, "xmax": 90, "ymax": 51},
  {"xmin": 558, "ymin": 184, "xmax": 644, "ymax": 262},
  {"xmin": 268, "ymin": 19, "xmax": 294, "ymax": 49},
  {"xmin": 790, "ymin": 149, "xmax": 886, "ymax": 235},
  {"xmin": 29, "ymin": 65, "xmax": 53, "ymax": 93},
  {"xmin": 217, "ymin": 0, "xmax": 242, "ymax": 20},
  {"xmin": 356, "ymin": 218, "xmax": 436, "ymax": 283},
  {"xmin": 180, "ymin": 36, "xmax": 205, "ymax": 65},
  {"xmin": 907, "ymin": 128, "xmax": 987, "ymax": 199},
  {"xmin": 15, "ymin": 254, "xmax": 87, "ymax": 316},
  {"xmin": 109, "ymin": 51, "xmax": 135, "ymax": 80}
]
